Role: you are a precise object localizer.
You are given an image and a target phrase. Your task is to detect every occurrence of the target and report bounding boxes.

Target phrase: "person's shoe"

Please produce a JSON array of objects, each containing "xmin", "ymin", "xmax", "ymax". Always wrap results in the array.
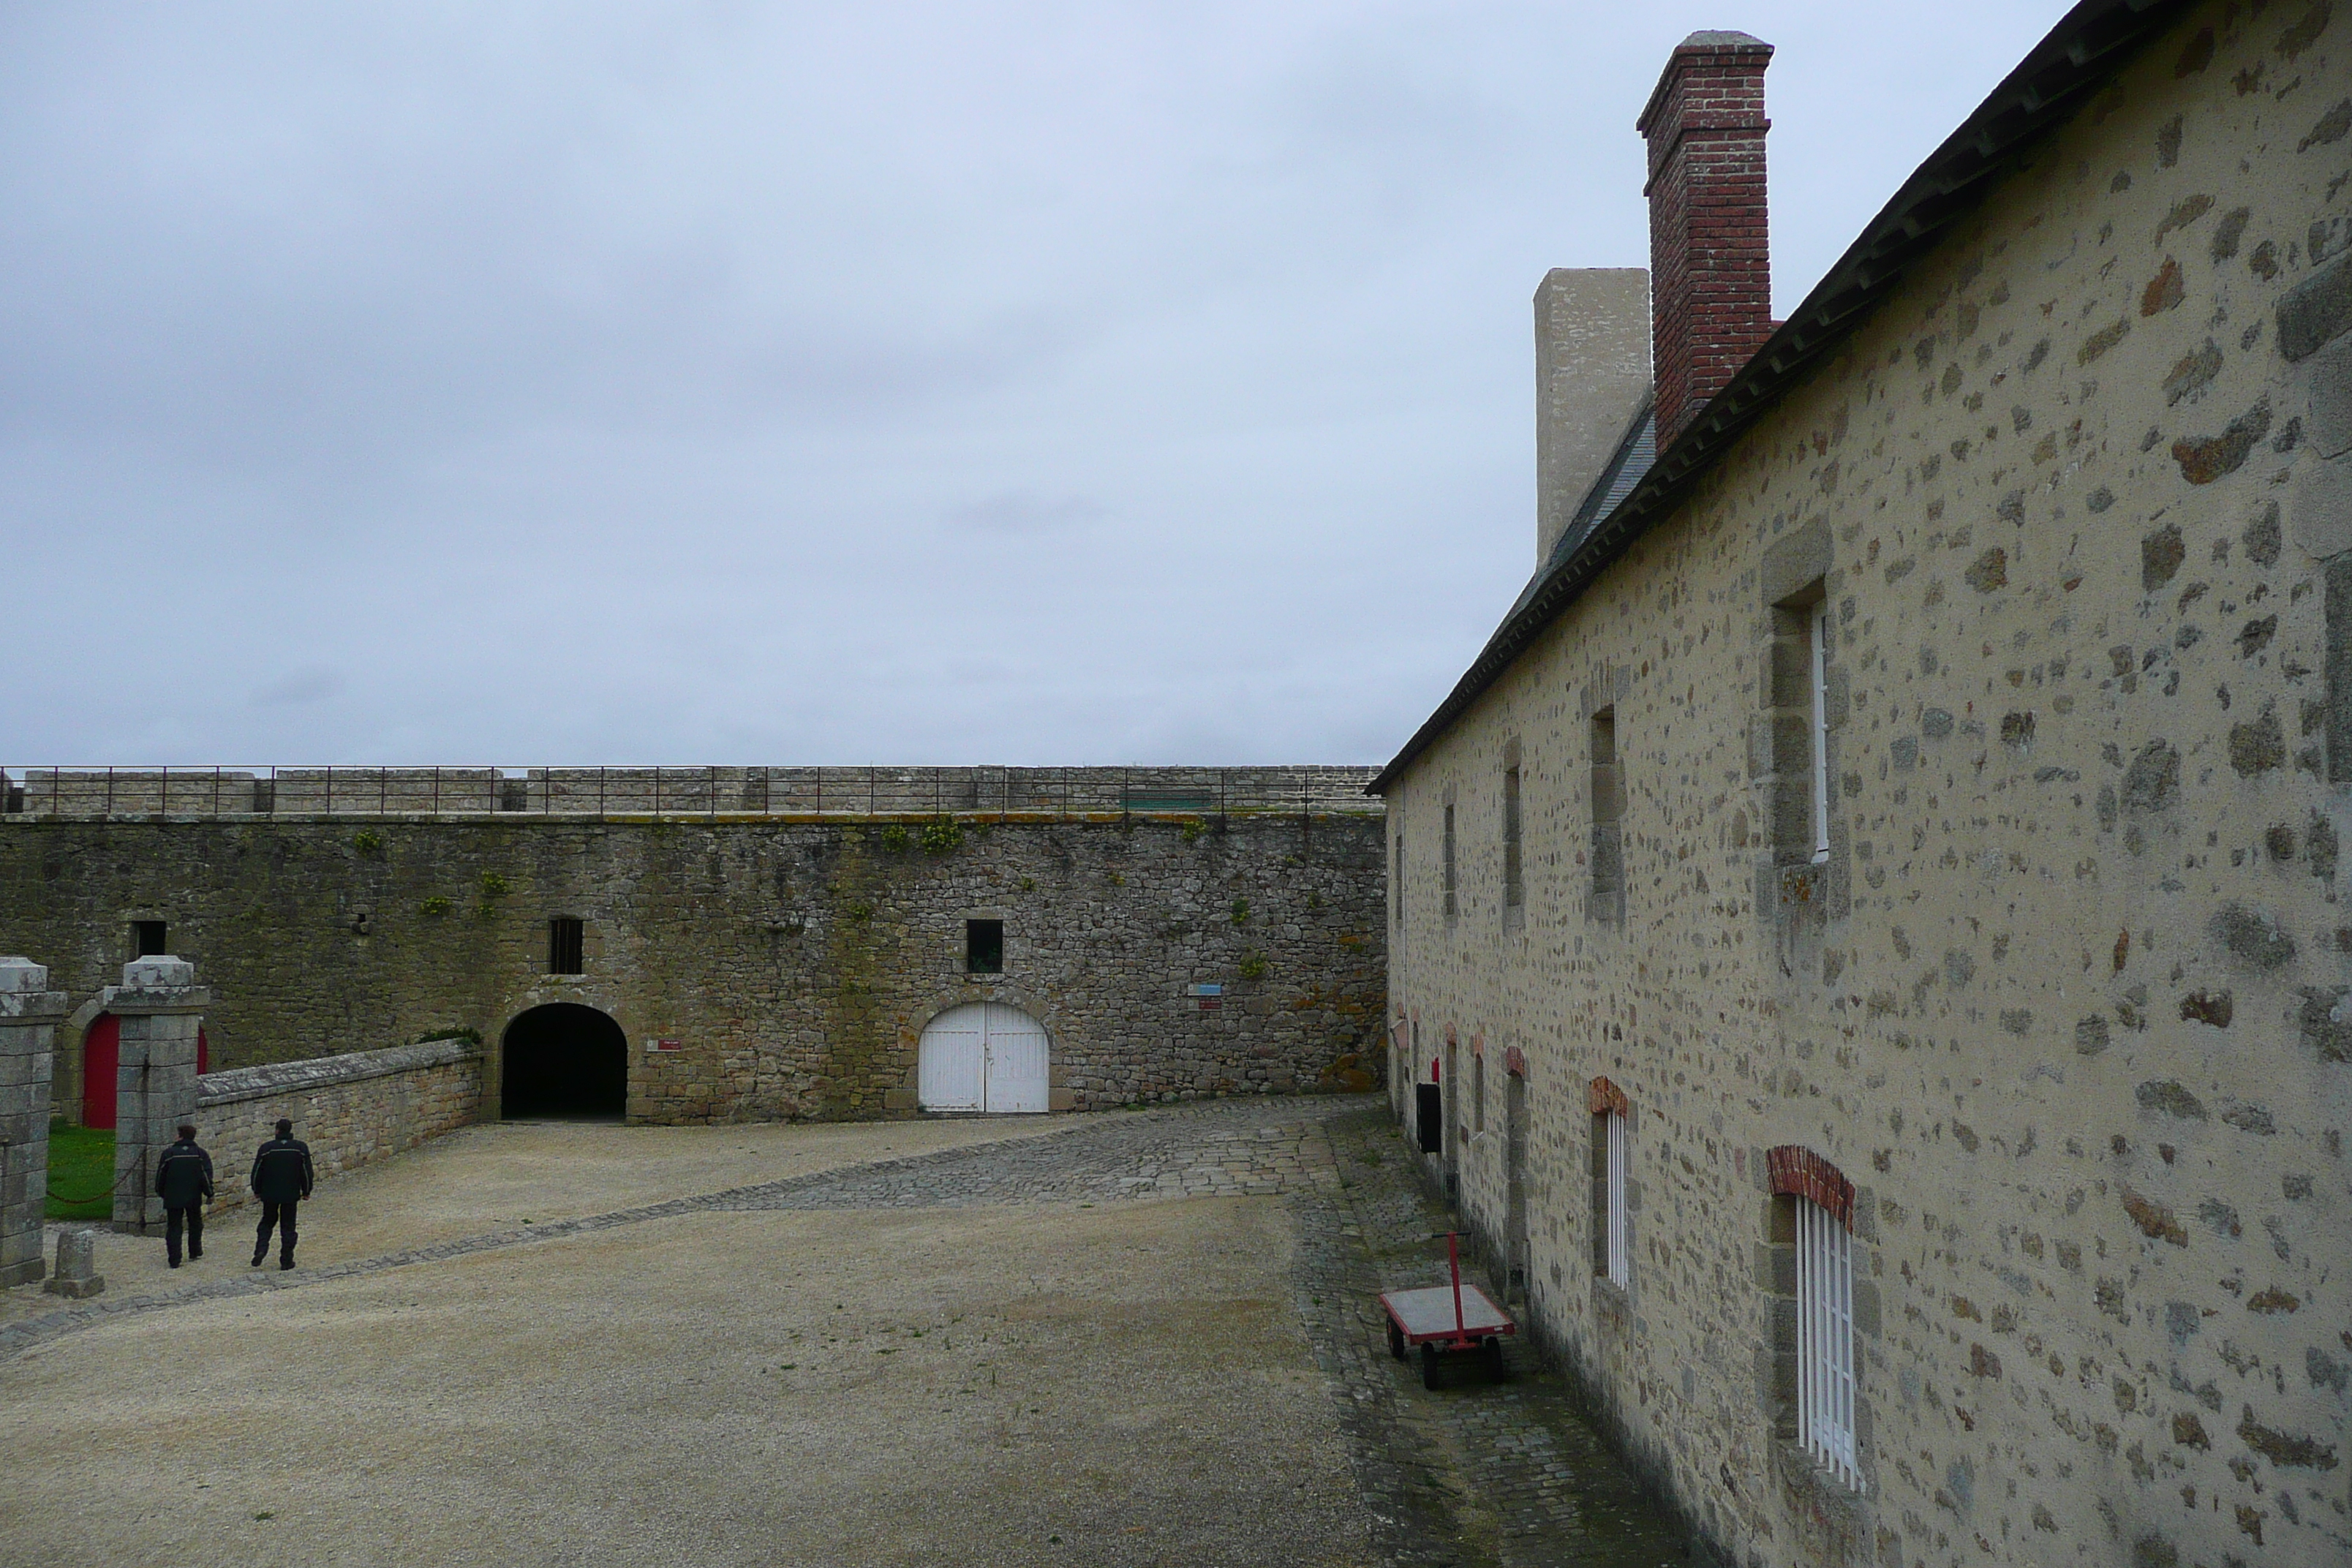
[
  {"xmin": 168, "ymin": 1259, "xmax": 181, "ymax": 1269},
  {"xmin": 189, "ymin": 1248, "xmax": 202, "ymax": 1260},
  {"xmin": 251, "ymin": 1252, "xmax": 265, "ymax": 1268},
  {"xmin": 279, "ymin": 1259, "xmax": 295, "ymax": 1270}
]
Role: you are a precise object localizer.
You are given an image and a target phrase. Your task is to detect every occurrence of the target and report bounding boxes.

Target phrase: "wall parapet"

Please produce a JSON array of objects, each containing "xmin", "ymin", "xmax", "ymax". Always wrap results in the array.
[
  {"xmin": 1, "ymin": 764, "xmax": 1384, "ymax": 823},
  {"xmin": 197, "ymin": 1038, "xmax": 478, "ymax": 1109},
  {"xmin": 195, "ymin": 1039, "xmax": 482, "ymax": 1208}
]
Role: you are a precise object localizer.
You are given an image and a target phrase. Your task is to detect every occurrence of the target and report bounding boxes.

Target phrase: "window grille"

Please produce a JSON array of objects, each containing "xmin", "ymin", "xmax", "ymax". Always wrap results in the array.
[
  {"xmin": 965, "ymin": 919, "xmax": 1004, "ymax": 974},
  {"xmin": 548, "ymin": 917, "xmax": 584, "ymax": 976},
  {"xmin": 1797, "ymin": 1197, "xmax": 1860, "ymax": 1486},
  {"xmin": 1603, "ymin": 1109, "xmax": 1629, "ymax": 1284},
  {"xmin": 1809, "ymin": 602, "xmax": 1831, "ymax": 862}
]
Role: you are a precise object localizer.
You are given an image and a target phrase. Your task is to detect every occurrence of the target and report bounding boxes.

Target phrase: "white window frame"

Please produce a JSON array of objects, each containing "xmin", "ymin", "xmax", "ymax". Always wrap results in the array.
[
  {"xmin": 1796, "ymin": 1196, "xmax": 1859, "ymax": 1487},
  {"xmin": 1603, "ymin": 1109, "xmax": 1629, "ymax": 1285},
  {"xmin": 1809, "ymin": 601, "xmax": 1831, "ymax": 863}
]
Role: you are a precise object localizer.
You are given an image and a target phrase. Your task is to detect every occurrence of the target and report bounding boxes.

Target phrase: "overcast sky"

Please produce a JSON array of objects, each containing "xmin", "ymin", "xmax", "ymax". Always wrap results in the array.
[{"xmin": 4, "ymin": 1, "xmax": 2068, "ymax": 767}]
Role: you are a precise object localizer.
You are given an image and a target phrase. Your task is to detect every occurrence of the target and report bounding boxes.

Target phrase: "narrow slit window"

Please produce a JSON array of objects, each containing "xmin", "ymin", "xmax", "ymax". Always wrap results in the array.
[
  {"xmin": 1810, "ymin": 602, "xmax": 1831, "ymax": 862},
  {"xmin": 1603, "ymin": 1109, "xmax": 1629, "ymax": 1284},
  {"xmin": 1394, "ymin": 832, "xmax": 1406, "ymax": 929},
  {"xmin": 965, "ymin": 919, "xmax": 1004, "ymax": 974},
  {"xmin": 548, "ymin": 917, "xmax": 584, "ymax": 975},
  {"xmin": 1502, "ymin": 762, "xmax": 1523, "ymax": 908},
  {"xmin": 1441, "ymin": 803, "xmax": 1458, "ymax": 923},
  {"xmin": 1798, "ymin": 1197, "xmax": 1860, "ymax": 1487},
  {"xmin": 133, "ymin": 920, "xmax": 167, "ymax": 958},
  {"xmin": 1588, "ymin": 709, "xmax": 1622, "ymax": 922},
  {"xmin": 1473, "ymin": 1050, "xmax": 1487, "ymax": 1133}
]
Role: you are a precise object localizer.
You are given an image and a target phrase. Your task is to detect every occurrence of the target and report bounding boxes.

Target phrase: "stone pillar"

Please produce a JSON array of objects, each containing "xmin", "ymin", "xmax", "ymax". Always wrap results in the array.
[
  {"xmin": 108, "ymin": 957, "xmax": 208, "ymax": 1237},
  {"xmin": 0, "ymin": 958, "xmax": 69, "ymax": 1287}
]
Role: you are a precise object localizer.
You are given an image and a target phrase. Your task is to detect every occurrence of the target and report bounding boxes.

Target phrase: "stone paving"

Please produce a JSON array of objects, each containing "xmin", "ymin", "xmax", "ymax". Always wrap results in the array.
[{"xmin": 2, "ymin": 1096, "xmax": 1691, "ymax": 1567}]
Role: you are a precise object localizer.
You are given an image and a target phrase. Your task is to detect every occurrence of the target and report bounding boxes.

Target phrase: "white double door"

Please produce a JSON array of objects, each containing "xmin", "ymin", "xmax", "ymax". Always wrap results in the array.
[{"xmin": 917, "ymin": 1002, "xmax": 1049, "ymax": 1113}]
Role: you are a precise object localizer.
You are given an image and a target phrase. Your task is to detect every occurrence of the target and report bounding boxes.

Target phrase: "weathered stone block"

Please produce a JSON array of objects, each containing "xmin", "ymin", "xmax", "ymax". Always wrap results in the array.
[{"xmin": 2307, "ymin": 333, "xmax": 2352, "ymax": 459}]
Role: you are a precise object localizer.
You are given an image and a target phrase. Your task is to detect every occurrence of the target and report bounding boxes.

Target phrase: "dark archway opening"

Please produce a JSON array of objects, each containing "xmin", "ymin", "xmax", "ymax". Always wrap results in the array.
[{"xmin": 500, "ymin": 1003, "xmax": 627, "ymax": 1120}]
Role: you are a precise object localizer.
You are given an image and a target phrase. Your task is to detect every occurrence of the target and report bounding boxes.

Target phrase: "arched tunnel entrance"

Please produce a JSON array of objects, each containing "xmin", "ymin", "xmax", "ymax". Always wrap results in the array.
[{"xmin": 500, "ymin": 1003, "xmax": 627, "ymax": 1120}]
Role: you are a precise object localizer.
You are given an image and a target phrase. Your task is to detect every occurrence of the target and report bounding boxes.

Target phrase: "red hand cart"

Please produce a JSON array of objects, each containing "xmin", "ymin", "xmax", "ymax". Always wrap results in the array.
[{"xmin": 1378, "ymin": 1232, "xmax": 1515, "ymax": 1389}]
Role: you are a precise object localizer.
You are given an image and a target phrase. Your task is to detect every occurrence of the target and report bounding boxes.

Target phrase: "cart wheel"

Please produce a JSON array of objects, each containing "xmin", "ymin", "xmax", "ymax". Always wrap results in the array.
[
  {"xmin": 1387, "ymin": 1320, "xmax": 1406, "ymax": 1361},
  {"xmin": 1420, "ymin": 1343, "xmax": 1443, "ymax": 1391},
  {"xmin": 1482, "ymin": 1335, "xmax": 1506, "ymax": 1380}
]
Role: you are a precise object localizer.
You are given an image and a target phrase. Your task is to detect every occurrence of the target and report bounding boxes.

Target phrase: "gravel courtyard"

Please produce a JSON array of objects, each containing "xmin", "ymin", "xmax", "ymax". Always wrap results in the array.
[{"xmin": 0, "ymin": 1098, "xmax": 1688, "ymax": 1567}]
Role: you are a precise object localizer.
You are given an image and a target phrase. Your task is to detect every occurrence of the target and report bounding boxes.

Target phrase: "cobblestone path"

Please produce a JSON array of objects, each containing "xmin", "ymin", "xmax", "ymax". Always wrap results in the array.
[{"xmin": 2, "ymin": 1096, "xmax": 1691, "ymax": 1566}]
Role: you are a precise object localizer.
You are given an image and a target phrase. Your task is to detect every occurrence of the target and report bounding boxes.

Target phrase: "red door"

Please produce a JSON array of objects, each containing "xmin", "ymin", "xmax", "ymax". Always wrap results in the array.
[
  {"xmin": 83, "ymin": 1014, "xmax": 118, "ymax": 1129},
  {"xmin": 79, "ymin": 1017, "xmax": 207, "ymax": 1130}
]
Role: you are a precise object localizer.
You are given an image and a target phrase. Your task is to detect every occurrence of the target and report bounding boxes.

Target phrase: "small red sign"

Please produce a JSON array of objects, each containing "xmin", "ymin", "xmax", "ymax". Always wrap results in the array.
[{"xmin": 649, "ymin": 1038, "xmax": 683, "ymax": 1052}]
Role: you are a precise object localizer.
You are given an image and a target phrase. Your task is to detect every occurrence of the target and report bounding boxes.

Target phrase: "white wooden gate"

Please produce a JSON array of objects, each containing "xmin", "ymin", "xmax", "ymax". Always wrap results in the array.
[{"xmin": 918, "ymin": 1003, "xmax": 1050, "ymax": 1113}]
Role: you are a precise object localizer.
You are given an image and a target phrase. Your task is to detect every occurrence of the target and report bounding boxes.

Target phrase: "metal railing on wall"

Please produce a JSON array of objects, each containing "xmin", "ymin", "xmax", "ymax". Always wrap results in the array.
[{"xmin": 0, "ymin": 764, "xmax": 1384, "ymax": 822}]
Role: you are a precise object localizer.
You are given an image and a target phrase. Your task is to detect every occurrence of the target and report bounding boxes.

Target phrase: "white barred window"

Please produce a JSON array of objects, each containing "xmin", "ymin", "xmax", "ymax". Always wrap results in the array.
[
  {"xmin": 1796, "ymin": 1196, "xmax": 1859, "ymax": 1487},
  {"xmin": 1603, "ymin": 1109, "xmax": 1629, "ymax": 1284}
]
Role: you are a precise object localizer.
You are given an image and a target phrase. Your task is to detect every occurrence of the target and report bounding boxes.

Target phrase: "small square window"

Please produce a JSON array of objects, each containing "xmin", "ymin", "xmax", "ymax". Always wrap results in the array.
[
  {"xmin": 965, "ymin": 919, "xmax": 1004, "ymax": 974},
  {"xmin": 549, "ymin": 917, "xmax": 584, "ymax": 975},
  {"xmin": 133, "ymin": 920, "xmax": 167, "ymax": 958}
]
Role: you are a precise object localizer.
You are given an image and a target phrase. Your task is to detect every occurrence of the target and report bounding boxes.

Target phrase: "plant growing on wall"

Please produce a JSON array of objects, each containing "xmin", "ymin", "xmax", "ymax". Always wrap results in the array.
[
  {"xmin": 919, "ymin": 817, "xmax": 963, "ymax": 854},
  {"xmin": 480, "ymin": 872, "xmax": 510, "ymax": 898},
  {"xmin": 413, "ymin": 1025, "xmax": 482, "ymax": 1046},
  {"xmin": 1177, "ymin": 818, "xmax": 1205, "ymax": 844},
  {"xmin": 352, "ymin": 829, "xmax": 385, "ymax": 858},
  {"xmin": 420, "ymin": 895, "xmax": 453, "ymax": 919},
  {"xmin": 1230, "ymin": 897, "xmax": 1251, "ymax": 924},
  {"xmin": 1237, "ymin": 949, "xmax": 1270, "ymax": 981},
  {"xmin": 878, "ymin": 824, "xmax": 911, "ymax": 854}
]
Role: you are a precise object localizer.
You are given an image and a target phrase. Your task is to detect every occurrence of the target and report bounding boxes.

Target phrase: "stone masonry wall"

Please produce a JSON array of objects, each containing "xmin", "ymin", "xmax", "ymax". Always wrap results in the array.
[
  {"xmin": 1387, "ymin": 9, "xmax": 2350, "ymax": 1567},
  {"xmin": 195, "ymin": 1040, "xmax": 482, "ymax": 1210},
  {"xmin": 0, "ymin": 807, "xmax": 1386, "ymax": 1125}
]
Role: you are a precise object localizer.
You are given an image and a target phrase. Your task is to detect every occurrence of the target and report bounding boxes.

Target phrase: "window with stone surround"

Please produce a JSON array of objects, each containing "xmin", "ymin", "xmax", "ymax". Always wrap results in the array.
[
  {"xmin": 132, "ymin": 920, "xmax": 167, "ymax": 959},
  {"xmin": 1588, "ymin": 709, "xmax": 1622, "ymax": 924},
  {"xmin": 965, "ymin": 919, "xmax": 1004, "ymax": 974},
  {"xmin": 1765, "ymin": 1144, "xmax": 1863, "ymax": 1490},
  {"xmin": 1764, "ymin": 581, "xmax": 1830, "ymax": 865},
  {"xmin": 1588, "ymin": 1077, "xmax": 1631, "ymax": 1286},
  {"xmin": 1472, "ymin": 1046, "xmax": 1486, "ymax": 1134}
]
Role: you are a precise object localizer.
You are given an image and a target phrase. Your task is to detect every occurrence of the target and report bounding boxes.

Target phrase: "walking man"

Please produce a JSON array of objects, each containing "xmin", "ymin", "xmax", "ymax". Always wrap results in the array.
[
  {"xmin": 249, "ymin": 1117, "xmax": 314, "ymax": 1270},
  {"xmin": 155, "ymin": 1123, "xmax": 214, "ymax": 1269}
]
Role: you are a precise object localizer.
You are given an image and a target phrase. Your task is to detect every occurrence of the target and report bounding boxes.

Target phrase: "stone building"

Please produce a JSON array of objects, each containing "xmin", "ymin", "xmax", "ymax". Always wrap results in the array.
[
  {"xmin": 0, "ymin": 767, "xmax": 1385, "ymax": 1126},
  {"xmin": 1373, "ymin": 6, "xmax": 2350, "ymax": 1566}
]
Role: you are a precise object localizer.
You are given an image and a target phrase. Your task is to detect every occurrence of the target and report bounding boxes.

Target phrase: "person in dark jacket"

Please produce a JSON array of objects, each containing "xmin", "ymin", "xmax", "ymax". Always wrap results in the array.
[
  {"xmin": 155, "ymin": 1123, "xmax": 214, "ymax": 1268},
  {"xmin": 249, "ymin": 1118, "xmax": 315, "ymax": 1270}
]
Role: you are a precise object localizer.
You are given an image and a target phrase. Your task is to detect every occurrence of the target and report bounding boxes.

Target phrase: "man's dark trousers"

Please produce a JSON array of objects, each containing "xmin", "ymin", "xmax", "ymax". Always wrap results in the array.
[
  {"xmin": 165, "ymin": 1203, "xmax": 204, "ymax": 1265},
  {"xmin": 255, "ymin": 1200, "xmax": 298, "ymax": 1266}
]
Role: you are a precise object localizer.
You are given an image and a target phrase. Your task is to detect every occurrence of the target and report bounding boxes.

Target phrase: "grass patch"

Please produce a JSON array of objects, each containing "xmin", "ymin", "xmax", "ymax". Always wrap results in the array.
[{"xmin": 46, "ymin": 1120, "xmax": 116, "ymax": 1220}]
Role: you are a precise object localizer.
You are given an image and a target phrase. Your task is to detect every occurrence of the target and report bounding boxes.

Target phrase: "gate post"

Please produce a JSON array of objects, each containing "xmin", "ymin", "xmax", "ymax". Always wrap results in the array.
[
  {"xmin": 107, "ymin": 957, "xmax": 209, "ymax": 1236},
  {"xmin": 0, "ymin": 958, "xmax": 69, "ymax": 1286}
]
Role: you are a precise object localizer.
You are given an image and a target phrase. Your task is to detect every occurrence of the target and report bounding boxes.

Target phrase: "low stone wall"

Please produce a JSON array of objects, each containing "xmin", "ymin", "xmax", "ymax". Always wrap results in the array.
[{"xmin": 194, "ymin": 1039, "xmax": 481, "ymax": 1208}]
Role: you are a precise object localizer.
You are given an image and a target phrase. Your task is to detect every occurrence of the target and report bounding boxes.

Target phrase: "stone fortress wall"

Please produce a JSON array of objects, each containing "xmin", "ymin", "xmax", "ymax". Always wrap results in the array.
[
  {"xmin": 0, "ymin": 767, "xmax": 1387, "ymax": 1125},
  {"xmin": 1384, "ymin": 9, "xmax": 2351, "ymax": 1568}
]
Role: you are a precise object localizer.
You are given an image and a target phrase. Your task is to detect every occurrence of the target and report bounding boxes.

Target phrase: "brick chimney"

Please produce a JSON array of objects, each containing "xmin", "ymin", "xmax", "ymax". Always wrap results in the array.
[{"xmin": 1637, "ymin": 31, "xmax": 1774, "ymax": 448}]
